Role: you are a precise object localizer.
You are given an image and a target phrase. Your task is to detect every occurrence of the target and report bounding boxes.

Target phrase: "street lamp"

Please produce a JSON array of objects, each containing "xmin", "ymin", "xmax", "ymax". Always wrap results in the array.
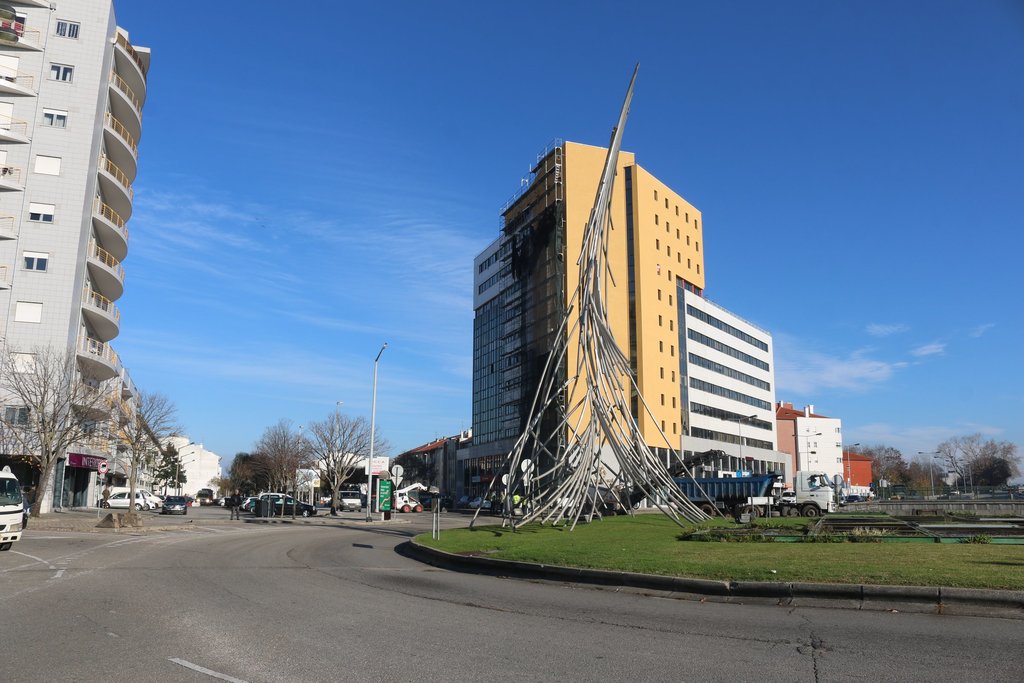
[
  {"xmin": 734, "ymin": 414, "xmax": 757, "ymax": 470},
  {"xmin": 918, "ymin": 451, "xmax": 939, "ymax": 499},
  {"xmin": 366, "ymin": 342, "xmax": 388, "ymax": 523},
  {"xmin": 845, "ymin": 443, "xmax": 860, "ymax": 495},
  {"xmin": 799, "ymin": 429, "xmax": 822, "ymax": 471}
]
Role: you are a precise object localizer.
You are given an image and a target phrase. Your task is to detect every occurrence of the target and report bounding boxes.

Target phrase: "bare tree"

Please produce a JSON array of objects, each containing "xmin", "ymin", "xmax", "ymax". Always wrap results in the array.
[
  {"xmin": 305, "ymin": 411, "xmax": 385, "ymax": 515},
  {"xmin": 937, "ymin": 434, "xmax": 1020, "ymax": 490},
  {"xmin": 0, "ymin": 346, "xmax": 113, "ymax": 516},
  {"xmin": 254, "ymin": 420, "xmax": 312, "ymax": 518},
  {"xmin": 111, "ymin": 390, "xmax": 179, "ymax": 513}
]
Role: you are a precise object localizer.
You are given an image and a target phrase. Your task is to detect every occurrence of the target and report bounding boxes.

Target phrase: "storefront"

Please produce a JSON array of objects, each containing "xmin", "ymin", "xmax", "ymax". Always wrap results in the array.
[{"xmin": 52, "ymin": 453, "xmax": 107, "ymax": 510}]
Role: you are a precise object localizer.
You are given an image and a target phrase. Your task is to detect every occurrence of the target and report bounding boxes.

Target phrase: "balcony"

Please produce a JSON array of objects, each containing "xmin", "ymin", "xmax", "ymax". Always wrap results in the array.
[
  {"xmin": 113, "ymin": 33, "xmax": 148, "ymax": 103},
  {"xmin": 103, "ymin": 112, "xmax": 138, "ymax": 179},
  {"xmin": 120, "ymin": 367, "xmax": 137, "ymax": 400},
  {"xmin": 0, "ymin": 264, "xmax": 8, "ymax": 289},
  {"xmin": 97, "ymin": 155, "xmax": 133, "ymax": 221},
  {"xmin": 92, "ymin": 199, "xmax": 129, "ymax": 261},
  {"xmin": 86, "ymin": 240, "xmax": 125, "ymax": 300},
  {"xmin": 0, "ymin": 20, "xmax": 41, "ymax": 51},
  {"xmin": 0, "ymin": 164, "xmax": 23, "ymax": 191},
  {"xmin": 73, "ymin": 382, "xmax": 113, "ymax": 419},
  {"xmin": 6, "ymin": 1, "xmax": 51, "ymax": 8},
  {"xmin": 76, "ymin": 336, "xmax": 121, "ymax": 381},
  {"xmin": 0, "ymin": 214, "xmax": 14, "ymax": 240},
  {"xmin": 0, "ymin": 114, "xmax": 29, "ymax": 143},
  {"xmin": 0, "ymin": 69, "xmax": 34, "ymax": 97},
  {"xmin": 108, "ymin": 70, "xmax": 142, "ymax": 135},
  {"xmin": 82, "ymin": 287, "xmax": 121, "ymax": 342}
]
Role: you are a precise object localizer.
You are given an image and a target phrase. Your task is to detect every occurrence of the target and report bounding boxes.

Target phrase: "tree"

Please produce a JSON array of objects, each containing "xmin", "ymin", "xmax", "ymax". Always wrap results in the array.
[
  {"xmin": 936, "ymin": 434, "xmax": 1020, "ymax": 489},
  {"xmin": 253, "ymin": 420, "xmax": 311, "ymax": 518},
  {"xmin": 0, "ymin": 346, "xmax": 114, "ymax": 517},
  {"xmin": 393, "ymin": 451, "xmax": 436, "ymax": 487},
  {"xmin": 305, "ymin": 411, "xmax": 384, "ymax": 515},
  {"xmin": 862, "ymin": 445, "xmax": 910, "ymax": 488},
  {"xmin": 229, "ymin": 452, "xmax": 271, "ymax": 493},
  {"xmin": 153, "ymin": 442, "xmax": 187, "ymax": 495},
  {"xmin": 111, "ymin": 390, "xmax": 179, "ymax": 513}
]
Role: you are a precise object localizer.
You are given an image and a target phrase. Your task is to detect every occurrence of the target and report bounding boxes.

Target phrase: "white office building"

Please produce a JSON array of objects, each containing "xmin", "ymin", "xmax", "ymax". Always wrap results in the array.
[
  {"xmin": 0, "ymin": 0, "xmax": 149, "ymax": 511},
  {"xmin": 164, "ymin": 436, "xmax": 222, "ymax": 498}
]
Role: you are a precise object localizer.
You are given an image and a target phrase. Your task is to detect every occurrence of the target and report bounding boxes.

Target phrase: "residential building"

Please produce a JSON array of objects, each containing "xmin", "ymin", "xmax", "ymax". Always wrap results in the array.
[
  {"xmin": 165, "ymin": 437, "xmax": 221, "ymax": 498},
  {"xmin": 776, "ymin": 402, "xmax": 844, "ymax": 483},
  {"xmin": 463, "ymin": 139, "xmax": 786, "ymax": 498},
  {"xmin": 394, "ymin": 430, "xmax": 469, "ymax": 497},
  {"xmin": 0, "ymin": 1, "xmax": 150, "ymax": 511},
  {"xmin": 842, "ymin": 449, "xmax": 873, "ymax": 495}
]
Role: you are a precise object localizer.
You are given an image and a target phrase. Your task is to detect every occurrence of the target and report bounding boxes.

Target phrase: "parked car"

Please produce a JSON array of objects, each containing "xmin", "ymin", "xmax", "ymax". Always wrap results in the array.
[
  {"xmin": 843, "ymin": 494, "xmax": 865, "ymax": 504},
  {"xmin": 456, "ymin": 495, "xmax": 470, "ymax": 509},
  {"xmin": 337, "ymin": 490, "xmax": 362, "ymax": 512},
  {"xmin": 160, "ymin": 495, "xmax": 188, "ymax": 515},
  {"xmin": 254, "ymin": 493, "xmax": 317, "ymax": 517},
  {"xmin": 240, "ymin": 496, "xmax": 258, "ymax": 512},
  {"xmin": 140, "ymin": 490, "xmax": 162, "ymax": 509},
  {"xmin": 102, "ymin": 491, "xmax": 152, "ymax": 511},
  {"xmin": 467, "ymin": 496, "xmax": 492, "ymax": 510}
]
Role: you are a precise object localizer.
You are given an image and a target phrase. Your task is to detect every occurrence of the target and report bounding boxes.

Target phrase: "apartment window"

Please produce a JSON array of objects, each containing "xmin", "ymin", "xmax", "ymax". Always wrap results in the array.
[
  {"xmin": 49, "ymin": 63, "xmax": 74, "ymax": 82},
  {"xmin": 688, "ymin": 258, "xmax": 692, "ymax": 268},
  {"xmin": 686, "ymin": 235, "xmax": 691, "ymax": 246},
  {"xmin": 654, "ymin": 214, "xmax": 659, "ymax": 225},
  {"xmin": 14, "ymin": 301, "xmax": 42, "ymax": 323},
  {"xmin": 28, "ymin": 202, "xmax": 55, "ymax": 222},
  {"xmin": 686, "ymin": 212, "xmax": 689, "ymax": 223},
  {"xmin": 657, "ymin": 289, "xmax": 662, "ymax": 301},
  {"xmin": 659, "ymin": 341, "xmax": 664, "ymax": 352},
  {"xmin": 672, "ymin": 422, "xmax": 677, "ymax": 434},
  {"xmin": 23, "ymin": 251, "xmax": 48, "ymax": 271},
  {"xmin": 697, "ymin": 264, "xmax": 701, "ymax": 275},
  {"xmin": 677, "ymin": 253, "xmax": 681, "ymax": 264},
  {"xmin": 667, "ymin": 246, "xmax": 671, "ymax": 256},
  {"xmin": 660, "ymin": 394, "xmax": 665, "ymax": 406},
  {"xmin": 695, "ymin": 219, "xmax": 700, "ymax": 231},
  {"xmin": 661, "ymin": 420, "xmax": 666, "ymax": 431},
  {"xmin": 664, "ymin": 198, "xmax": 669, "ymax": 209},
  {"xmin": 34, "ymin": 155, "xmax": 61, "ymax": 175},
  {"xmin": 696, "ymin": 241, "xmax": 700, "ymax": 252},
  {"xmin": 675, "ymin": 206, "xmax": 679, "ymax": 216},
  {"xmin": 42, "ymin": 108, "xmax": 68, "ymax": 128},
  {"xmin": 4, "ymin": 406, "xmax": 29, "ymax": 425},
  {"xmin": 12, "ymin": 353, "xmax": 35, "ymax": 373},
  {"xmin": 676, "ymin": 229, "xmax": 680, "ymax": 239},
  {"xmin": 55, "ymin": 20, "xmax": 80, "ymax": 39},
  {"xmin": 670, "ymin": 345, "xmax": 675, "ymax": 357},
  {"xmin": 655, "ymin": 239, "xmax": 660, "ymax": 250},
  {"xmin": 669, "ymin": 294, "xmax": 673, "ymax": 305},
  {"xmin": 671, "ymin": 371, "xmax": 676, "ymax": 381},
  {"xmin": 669, "ymin": 320, "xmax": 674, "ymax": 331},
  {"xmin": 658, "ymin": 315, "xmax": 663, "ymax": 326},
  {"xmin": 654, "ymin": 190, "xmax": 658, "ymax": 200},
  {"xmin": 672, "ymin": 397, "xmax": 676, "ymax": 408},
  {"xmin": 660, "ymin": 368, "xmax": 664, "ymax": 379},
  {"xmin": 665, "ymin": 221, "xmax": 670, "ymax": 234}
]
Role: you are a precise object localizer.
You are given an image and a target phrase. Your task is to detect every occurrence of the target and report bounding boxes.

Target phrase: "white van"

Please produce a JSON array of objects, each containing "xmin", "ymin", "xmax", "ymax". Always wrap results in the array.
[{"xmin": 1, "ymin": 466, "xmax": 24, "ymax": 551}]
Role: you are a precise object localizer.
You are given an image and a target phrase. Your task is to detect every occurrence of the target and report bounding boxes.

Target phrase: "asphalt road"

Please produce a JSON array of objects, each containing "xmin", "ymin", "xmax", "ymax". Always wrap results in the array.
[{"xmin": 2, "ymin": 515, "xmax": 1022, "ymax": 682}]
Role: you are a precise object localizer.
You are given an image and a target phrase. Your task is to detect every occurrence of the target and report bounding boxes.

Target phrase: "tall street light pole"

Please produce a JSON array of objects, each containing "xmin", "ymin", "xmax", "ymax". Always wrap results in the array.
[
  {"xmin": 736, "ymin": 414, "xmax": 757, "ymax": 470},
  {"xmin": 366, "ymin": 342, "xmax": 388, "ymax": 523},
  {"xmin": 918, "ymin": 451, "xmax": 939, "ymax": 499}
]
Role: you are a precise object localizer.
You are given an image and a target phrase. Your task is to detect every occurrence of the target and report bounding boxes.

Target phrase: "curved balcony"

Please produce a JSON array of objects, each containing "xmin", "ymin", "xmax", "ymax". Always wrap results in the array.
[
  {"xmin": 72, "ymin": 382, "xmax": 113, "ymax": 420},
  {"xmin": 0, "ymin": 68, "xmax": 34, "ymax": 96},
  {"xmin": 81, "ymin": 287, "xmax": 121, "ymax": 342},
  {"xmin": 86, "ymin": 240, "xmax": 125, "ymax": 300},
  {"xmin": 0, "ymin": 114, "xmax": 29, "ymax": 143},
  {"xmin": 76, "ymin": 336, "xmax": 121, "ymax": 381},
  {"xmin": 0, "ymin": 214, "xmax": 14, "ymax": 240},
  {"xmin": 92, "ymin": 199, "xmax": 129, "ymax": 261},
  {"xmin": 113, "ymin": 33, "xmax": 147, "ymax": 103},
  {"xmin": 97, "ymin": 155, "xmax": 133, "ymax": 222},
  {"xmin": 108, "ymin": 70, "xmax": 142, "ymax": 136},
  {"xmin": 0, "ymin": 23, "xmax": 41, "ymax": 51},
  {"xmin": 103, "ymin": 112, "xmax": 138, "ymax": 180},
  {"xmin": 0, "ymin": 163, "xmax": 23, "ymax": 191}
]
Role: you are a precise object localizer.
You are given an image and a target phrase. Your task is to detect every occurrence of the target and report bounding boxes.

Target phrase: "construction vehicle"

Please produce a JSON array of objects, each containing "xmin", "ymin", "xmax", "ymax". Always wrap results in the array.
[
  {"xmin": 1, "ymin": 466, "xmax": 24, "ymax": 551},
  {"xmin": 672, "ymin": 473, "xmax": 780, "ymax": 520},
  {"xmin": 393, "ymin": 483, "xmax": 428, "ymax": 513}
]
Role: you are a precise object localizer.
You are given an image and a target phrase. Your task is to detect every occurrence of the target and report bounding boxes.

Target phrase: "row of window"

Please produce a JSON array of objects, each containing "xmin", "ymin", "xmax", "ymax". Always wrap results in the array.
[
  {"xmin": 689, "ymin": 377, "xmax": 772, "ymax": 411},
  {"xmin": 2, "ymin": 153, "xmax": 64, "ymax": 176},
  {"xmin": 690, "ymin": 426, "xmax": 773, "ymax": 451},
  {"xmin": 688, "ymin": 352, "xmax": 771, "ymax": 391},
  {"xmin": 477, "ymin": 263, "xmax": 510, "ymax": 294},
  {"xmin": 686, "ymin": 304, "xmax": 768, "ymax": 352},
  {"xmin": 652, "ymin": 189, "xmax": 700, "ymax": 230},
  {"xmin": 687, "ymin": 328, "xmax": 770, "ymax": 372},
  {"xmin": 690, "ymin": 402, "xmax": 772, "ymax": 432}
]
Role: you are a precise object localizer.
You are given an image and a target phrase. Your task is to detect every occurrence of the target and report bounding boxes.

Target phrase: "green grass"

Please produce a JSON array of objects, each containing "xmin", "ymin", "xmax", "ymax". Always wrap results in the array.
[{"xmin": 418, "ymin": 515, "xmax": 1024, "ymax": 590}]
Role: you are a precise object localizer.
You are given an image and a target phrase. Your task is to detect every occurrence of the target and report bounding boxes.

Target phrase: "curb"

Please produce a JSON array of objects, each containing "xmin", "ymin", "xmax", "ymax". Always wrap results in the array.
[{"xmin": 404, "ymin": 539, "xmax": 1024, "ymax": 619}]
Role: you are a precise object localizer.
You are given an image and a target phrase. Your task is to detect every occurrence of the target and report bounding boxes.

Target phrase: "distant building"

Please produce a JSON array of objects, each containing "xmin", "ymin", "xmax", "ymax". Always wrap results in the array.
[
  {"xmin": 394, "ymin": 431, "xmax": 470, "ymax": 497},
  {"xmin": 165, "ymin": 437, "xmax": 221, "ymax": 497},
  {"xmin": 775, "ymin": 402, "xmax": 844, "ymax": 483},
  {"xmin": 842, "ymin": 450, "xmax": 873, "ymax": 493}
]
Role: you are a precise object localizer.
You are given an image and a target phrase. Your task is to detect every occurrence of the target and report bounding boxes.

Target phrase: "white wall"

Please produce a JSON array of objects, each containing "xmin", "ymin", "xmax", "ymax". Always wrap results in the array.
[{"xmin": 165, "ymin": 436, "xmax": 222, "ymax": 496}]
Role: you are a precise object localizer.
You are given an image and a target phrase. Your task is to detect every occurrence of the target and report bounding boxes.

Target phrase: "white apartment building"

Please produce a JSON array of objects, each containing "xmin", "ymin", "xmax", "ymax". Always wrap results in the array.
[
  {"xmin": 678, "ymin": 289, "xmax": 791, "ymax": 479},
  {"xmin": 776, "ymin": 402, "xmax": 845, "ymax": 484},
  {"xmin": 164, "ymin": 436, "xmax": 222, "ymax": 498},
  {"xmin": 0, "ymin": 1, "xmax": 149, "ymax": 511}
]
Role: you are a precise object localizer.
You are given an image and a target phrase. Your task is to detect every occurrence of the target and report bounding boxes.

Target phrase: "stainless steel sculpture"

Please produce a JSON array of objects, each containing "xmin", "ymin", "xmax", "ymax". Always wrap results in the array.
[{"xmin": 472, "ymin": 67, "xmax": 710, "ymax": 530}]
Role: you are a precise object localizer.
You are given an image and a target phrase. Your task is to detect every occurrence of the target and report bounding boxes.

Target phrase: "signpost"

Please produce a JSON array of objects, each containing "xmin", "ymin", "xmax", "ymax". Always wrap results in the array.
[{"xmin": 378, "ymin": 479, "xmax": 393, "ymax": 514}]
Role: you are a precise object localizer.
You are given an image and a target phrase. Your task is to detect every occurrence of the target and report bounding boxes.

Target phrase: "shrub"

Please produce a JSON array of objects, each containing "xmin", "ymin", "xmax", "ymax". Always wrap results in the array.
[{"xmin": 960, "ymin": 534, "xmax": 992, "ymax": 544}]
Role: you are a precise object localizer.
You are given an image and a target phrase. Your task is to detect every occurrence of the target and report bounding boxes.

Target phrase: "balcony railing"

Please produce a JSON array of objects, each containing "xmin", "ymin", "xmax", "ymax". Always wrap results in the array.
[
  {"xmin": 0, "ymin": 69, "xmax": 33, "ymax": 90},
  {"xmin": 115, "ymin": 33, "xmax": 148, "ymax": 78},
  {"xmin": 99, "ymin": 155, "xmax": 133, "ymax": 199},
  {"xmin": 0, "ymin": 214, "xmax": 14, "ymax": 234},
  {"xmin": 83, "ymin": 287, "xmax": 121, "ymax": 323},
  {"xmin": 78, "ymin": 336, "xmax": 121, "ymax": 369},
  {"xmin": 0, "ymin": 164, "xmax": 23, "ymax": 183},
  {"xmin": 0, "ymin": 264, "xmax": 7, "ymax": 284},
  {"xmin": 0, "ymin": 114, "xmax": 28, "ymax": 138},
  {"xmin": 89, "ymin": 240, "xmax": 125, "ymax": 281},
  {"xmin": 109, "ymin": 70, "xmax": 142, "ymax": 115},
  {"xmin": 104, "ymin": 111, "xmax": 138, "ymax": 157}
]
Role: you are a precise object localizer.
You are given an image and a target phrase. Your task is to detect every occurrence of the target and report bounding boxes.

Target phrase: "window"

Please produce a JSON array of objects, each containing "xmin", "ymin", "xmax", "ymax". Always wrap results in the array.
[
  {"xmin": 657, "ymin": 289, "xmax": 662, "ymax": 301},
  {"xmin": 42, "ymin": 108, "xmax": 68, "ymax": 128},
  {"xmin": 23, "ymin": 251, "xmax": 48, "ymax": 271},
  {"xmin": 696, "ymin": 241, "xmax": 700, "ymax": 252},
  {"xmin": 659, "ymin": 341, "xmax": 664, "ymax": 352},
  {"xmin": 660, "ymin": 368, "xmax": 664, "ymax": 379},
  {"xmin": 675, "ymin": 206, "xmax": 679, "ymax": 216},
  {"xmin": 695, "ymin": 219, "xmax": 699, "ymax": 231},
  {"xmin": 671, "ymin": 371, "xmax": 676, "ymax": 381},
  {"xmin": 658, "ymin": 315, "xmax": 663, "ymax": 326},
  {"xmin": 686, "ymin": 212, "xmax": 689, "ymax": 223},
  {"xmin": 687, "ymin": 235, "xmax": 691, "ymax": 246},
  {"xmin": 664, "ymin": 198, "xmax": 669, "ymax": 209},
  {"xmin": 688, "ymin": 258, "xmax": 692, "ymax": 268},
  {"xmin": 34, "ymin": 155, "xmax": 61, "ymax": 175},
  {"xmin": 28, "ymin": 202, "xmax": 54, "ymax": 222},
  {"xmin": 669, "ymin": 294, "xmax": 673, "ymax": 305},
  {"xmin": 676, "ymin": 229, "xmax": 680, "ymax": 239},
  {"xmin": 4, "ymin": 406, "xmax": 28, "ymax": 425},
  {"xmin": 670, "ymin": 345, "xmax": 675, "ymax": 357},
  {"xmin": 49, "ymin": 63, "xmax": 74, "ymax": 82},
  {"xmin": 654, "ymin": 190, "xmax": 658, "ymax": 200},
  {"xmin": 669, "ymin": 320, "xmax": 674, "ymax": 331},
  {"xmin": 667, "ymin": 246, "xmax": 671, "ymax": 256},
  {"xmin": 14, "ymin": 301, "xmax": 42, "ymax": 323},
  {"xmin": 697, "ymin": 264, "xmax": 701, "ymax": 275},
  {"xmin": 660, "ymin": 394, "xmax": 665, "ymax": 406},
  {"xmin": 12, "ymin": 353, "xmax": 35, "ymax": 373},
  {"xmin": 55, "ymin": 20, "xmax": 80, "ymax": 39},
  {"xmin": 655, "ymin": 239, "xmax": 660, "ymax": 250}
]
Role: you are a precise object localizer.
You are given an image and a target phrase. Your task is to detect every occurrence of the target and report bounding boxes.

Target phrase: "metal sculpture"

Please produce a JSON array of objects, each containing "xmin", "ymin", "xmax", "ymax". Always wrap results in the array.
[{"xmin": 472, "ymin": 66, "xmax": 710, "ymax": 530}]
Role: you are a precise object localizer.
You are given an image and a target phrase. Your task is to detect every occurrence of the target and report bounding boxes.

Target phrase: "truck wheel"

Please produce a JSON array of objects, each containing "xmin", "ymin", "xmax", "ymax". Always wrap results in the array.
[
  {"xmin": 785, "ymin": 507, "xmax": 800, "ymax": 517},
  {"xmin": 0, "ymin": 542, "xmax": 12, "ymax": 551},
  {"xmin": 698, "ymin": 503, "xmax": 716, "ymax": 516},
  {"xmin": 801, "ymin": 505, "xmax": 821, "ymax": 518}
]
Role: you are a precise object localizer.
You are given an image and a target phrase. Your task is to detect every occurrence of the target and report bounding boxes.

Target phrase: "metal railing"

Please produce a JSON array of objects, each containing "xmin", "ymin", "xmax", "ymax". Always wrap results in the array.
[
  {"xmin": 88, "ymin": 240, "xmax": 125, "ymax": 282},
  {"xmin": 78, "ymin": 336, "xmax": 121, "ymax": 370},
  {"xmin": 104, "ymin": 112, "xmax": 138, "ymax": 157},
  {"xmin": 115, "ymin": 33, "xmax": 148, "ymax": 78},
  {"xmin": 0, "ymin": 114, "xmax": 28, "ymax": 138},
  {"xmin": 109, "ymin": 70, "xmax": 142, "ymax": 116},
  {"xmin": 98, "ymin": 155, "xmax": 134, "ymax": 199},
  {"xmin": 83, "ymin": 287, "xmax": 121, "ymax": 322},
  {"xmin": 0, "ymin": 164, "xmax": 22, "ymax": 183},
  {"xmin": 0, "ymin": 69, "xmax": 33, "ymax": 90}
]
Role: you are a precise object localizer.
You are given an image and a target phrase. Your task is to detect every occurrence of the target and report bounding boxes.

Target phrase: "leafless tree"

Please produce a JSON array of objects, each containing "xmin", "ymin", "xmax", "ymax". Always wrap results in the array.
[
  {"xmin": 0, "ymin": 346, "xmax": 113, "ymax": 516},
  {"xmin": 111, "ymin": 390, "xmax": 180, "ymax": 512},
  {"xmin": 936, "ymin": 434, "xmax": 1020, "ymax": 489},
  {"xmin": 305, "ymin": 411, "xmax": 386, "ymax": 515},
  {"xmin": 254, "ymin": 419, "xmax": 312, "ymax": 518}
]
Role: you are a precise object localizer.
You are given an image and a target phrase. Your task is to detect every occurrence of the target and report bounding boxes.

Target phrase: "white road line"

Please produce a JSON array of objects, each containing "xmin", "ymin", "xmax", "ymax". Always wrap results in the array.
[
  {"xmin": 169, "ymin": 658, "xmax": 249, "ymax": 683},
  {"xmin": 9, "ymin": 550, "xmax": 55, "ymax": 568},
  {"xmin": 49, "ymin": 569, "xmax": 65, "ymax": 580}
]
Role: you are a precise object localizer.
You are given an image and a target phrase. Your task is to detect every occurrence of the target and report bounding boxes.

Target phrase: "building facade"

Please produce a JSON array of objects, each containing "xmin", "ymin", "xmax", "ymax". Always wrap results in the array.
[
  {"xmin": 463, "ymin": 140, "xmax": 786, "ymax": 498},
  {"xmin": 775, "ymin": 402, "xmax": 844, "ymax": 483},
  {"xmin": 164, "ymin": 437, "xmax": 221, "ymax": 498},
  {"xmin": 0, "ymin": 1, "xmax": 148, "ymax": 511}
]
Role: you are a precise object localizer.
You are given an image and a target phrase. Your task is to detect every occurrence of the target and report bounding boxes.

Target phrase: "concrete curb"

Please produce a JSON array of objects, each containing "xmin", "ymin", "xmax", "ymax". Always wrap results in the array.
[{"xmin": 404, "ymin": 539, "xmax": 1024, "ymax": 619}]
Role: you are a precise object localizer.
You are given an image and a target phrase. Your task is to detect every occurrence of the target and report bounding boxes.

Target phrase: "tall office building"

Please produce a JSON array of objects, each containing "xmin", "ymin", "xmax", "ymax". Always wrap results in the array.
[
  {"xmin": 462, "ymin": 140, "xmax": 786, "ymax": 498},
  {"xmin": 0, "ymin": 1, "xmax": 149, "ymax": 511}
]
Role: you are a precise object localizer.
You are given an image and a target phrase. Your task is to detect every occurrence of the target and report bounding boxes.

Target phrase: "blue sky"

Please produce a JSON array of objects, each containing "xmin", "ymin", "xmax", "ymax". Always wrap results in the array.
[{"xmin": 112, "ymin": 1, "xmax": 1023, "ymax": 467}]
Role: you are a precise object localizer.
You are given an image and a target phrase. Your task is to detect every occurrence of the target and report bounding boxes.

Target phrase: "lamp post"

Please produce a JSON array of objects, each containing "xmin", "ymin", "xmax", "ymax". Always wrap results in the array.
[
  {"xmin": 918, "ymin": 451, "xmax": 939, "ymax": 499},
  {"xmin": 799, "ymin": 429, "xmax": 822, "ymax": 471},
  {"xmin": 845, "ymin": 443, "xmax": 860, "ymax": 495},
  {"xmin": 366, "ymin": 342, "xmax": 388, "ymax": 523},
  {"xmin": 735, "ymin": 414, "xmax": 757, "ymax": 471}
]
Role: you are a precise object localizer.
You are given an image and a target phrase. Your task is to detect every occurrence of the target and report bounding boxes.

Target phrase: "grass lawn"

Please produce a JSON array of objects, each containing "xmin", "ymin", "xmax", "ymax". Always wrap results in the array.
[{"xmin": 418, "ymin": 514, "xmax": 1024, "ymax": 590}]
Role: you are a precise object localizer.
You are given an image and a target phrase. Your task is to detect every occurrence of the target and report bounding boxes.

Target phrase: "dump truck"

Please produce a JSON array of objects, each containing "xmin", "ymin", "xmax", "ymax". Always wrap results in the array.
[
  {"xmin": 1, "ymin": 466, "xmax": 24, "ymax": 551},
  {"xmin": 673, "ymin": 473, "xmax": 779, "ymax": 520}
]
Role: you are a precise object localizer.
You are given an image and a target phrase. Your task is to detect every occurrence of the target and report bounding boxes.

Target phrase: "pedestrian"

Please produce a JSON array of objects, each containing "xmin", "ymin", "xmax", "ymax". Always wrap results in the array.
[{"xmin": 230, "ymin": 489, "xmax": 242, "ymax": 520}]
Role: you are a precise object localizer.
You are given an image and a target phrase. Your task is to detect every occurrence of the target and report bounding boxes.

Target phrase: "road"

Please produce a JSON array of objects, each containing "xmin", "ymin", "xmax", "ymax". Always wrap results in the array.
[{"xmin": 2, "ymin": 513, "xmax": 1022, "ymax": 682}]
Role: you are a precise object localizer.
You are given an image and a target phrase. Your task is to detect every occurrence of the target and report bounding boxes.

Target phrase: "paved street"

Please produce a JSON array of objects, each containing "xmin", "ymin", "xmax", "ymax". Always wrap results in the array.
[{"xmin": 2, "ymin": 513, "xmax": 1023, "ymax": 682}]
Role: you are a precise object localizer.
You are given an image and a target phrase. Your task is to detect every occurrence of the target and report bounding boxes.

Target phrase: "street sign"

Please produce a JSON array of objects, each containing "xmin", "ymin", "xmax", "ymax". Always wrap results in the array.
[{"xmin": 378, "ymin": 479, "xmax": 393, "ymax": 511}]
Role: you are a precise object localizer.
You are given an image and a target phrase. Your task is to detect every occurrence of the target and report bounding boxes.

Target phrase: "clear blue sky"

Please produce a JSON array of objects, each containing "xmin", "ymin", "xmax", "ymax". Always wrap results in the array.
[{"xmin": 112, "ymin": 1, "xmax": 1023, "ymax": 469}]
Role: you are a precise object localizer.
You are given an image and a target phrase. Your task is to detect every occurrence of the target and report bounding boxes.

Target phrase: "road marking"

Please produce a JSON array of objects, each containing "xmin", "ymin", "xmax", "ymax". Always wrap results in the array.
[
  {"xmin": 10, "ymin": 551, "xmax": 55, "ymax": 569},
  {"xmin": 169, "ymin": 658, "xmax": 249, "ymax": 683},
  {"xmin": 49, "ymin": 569, "xmax": 65, "ymax": 580}
]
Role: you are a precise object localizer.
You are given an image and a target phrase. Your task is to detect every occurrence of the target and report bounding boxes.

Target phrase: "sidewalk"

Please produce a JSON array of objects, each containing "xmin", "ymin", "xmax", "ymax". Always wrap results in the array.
[{"xmin": 23, "ymin": 509, "xmax": 411, "ymax": 533}]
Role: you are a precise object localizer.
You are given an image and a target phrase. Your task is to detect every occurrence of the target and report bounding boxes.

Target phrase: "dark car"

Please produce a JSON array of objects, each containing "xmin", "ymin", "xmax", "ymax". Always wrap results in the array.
[
  {"xmin": 255, "ymin": 494, "xmax": 317, "ymax": 517},
  {"xmin": 160, "ymin": 495, "xmax": 188, "ymax": 515}
]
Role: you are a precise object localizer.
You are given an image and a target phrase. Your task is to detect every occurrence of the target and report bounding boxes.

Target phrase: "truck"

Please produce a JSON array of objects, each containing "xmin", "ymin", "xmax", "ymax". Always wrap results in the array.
[
  {"xmin": 1, "ymin": 465, "xmax": 24, "ymax": 551},
  {"xmin": 670, "ymin": 470, "xmax": 838, "ymax": 520},
  {"xmin": 196, "ymin": 488, "xmax": 215, "ymax": 506}
]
